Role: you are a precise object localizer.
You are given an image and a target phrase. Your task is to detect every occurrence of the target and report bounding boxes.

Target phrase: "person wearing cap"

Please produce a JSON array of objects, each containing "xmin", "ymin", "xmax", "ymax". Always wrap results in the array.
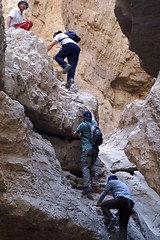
[
  {"xmin": 7, "ymin": 1, "xmax": 33, "ymax": 31},
  {"xmin": 73, "ymin": 110, "xmax": 99, "ymax": 200},
  {"xmin": 47, "ymin": 31, "xmax": 80, "ymax": 89},
  {"xmin": 96, "ymin": 175, "xmax": 135, "ymax": 240}
]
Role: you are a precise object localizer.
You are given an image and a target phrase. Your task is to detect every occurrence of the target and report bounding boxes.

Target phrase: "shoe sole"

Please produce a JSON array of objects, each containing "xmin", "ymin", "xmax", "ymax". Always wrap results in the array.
[
  {"xmin": 65, "ymin": 80, "xmax": 75, "ymax": 89},
  {"xmin": 106, "ymin": 219, "xmax": 118, "ymax": 230},
  {"xmin": 81, "ymin": 194, "xmax": 93, "ymax": 200},
  {"xmin": 63, "ymin": 64, "xmax": 71, "ymax": 74}
]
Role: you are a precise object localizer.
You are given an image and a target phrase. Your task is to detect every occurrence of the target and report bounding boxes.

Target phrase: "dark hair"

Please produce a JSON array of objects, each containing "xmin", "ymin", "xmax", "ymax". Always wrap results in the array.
[
  {"xmin": 53, "ymin": 31, "xmax": 62, "ymax": 38},
  {"xmin": 18, "ymin": 0, "xmax": 29, "ymax": 9},
  {"xmin": 108, "ymin": 175, "xmax": 118, "ymax": 182}
]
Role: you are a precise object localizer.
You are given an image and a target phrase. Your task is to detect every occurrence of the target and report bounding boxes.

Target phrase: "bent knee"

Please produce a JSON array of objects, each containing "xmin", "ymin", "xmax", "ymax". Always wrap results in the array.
[
  {"xmin": 101, "ymin": 202, "xmax": 106, "ymax": 210},
  {"xmin": 54, "ymin": 55, "xmax": 58, "ymax": 61}
]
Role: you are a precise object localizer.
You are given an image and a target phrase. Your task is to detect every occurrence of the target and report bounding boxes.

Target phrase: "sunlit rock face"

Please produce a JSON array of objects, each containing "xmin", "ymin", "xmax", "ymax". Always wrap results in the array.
[
  {"xmin": 4, "ymin": 28, "xmax": 98, "ymax": 138},
  {"xmin": 125, "ymin": 73, "xmax": 160, "ymax": 195},
  {"xmin": 115, "ymin": 0, "xmax": 160, "ymax": 77},
  {"xmin": 0, "ymin": 91, "xmax": 110, "ymax": 240},
  {"xmin": 98, "ymin": 75, "xmax": 160, "ymax": 239},
  {"xmin": 2, "ymin": 0, "xmax": 153, "ymax": 137},
  {"xmin": 1, "ymin": 90, "xmax": 159, "ymax": 240},
  {"xmin": 0, "ymin": 1, "xmax": 160, "ymax": 239},
  {"xmin": 61, "ymin": 0, "xmax": 153, "ymax": 135},
  {"xmin": 4, "ymin": 27, "xmax": 100, "ymax": 177},
  {"xmin": 104, "ymin": 70, "xmax": 160, "ymax": 196}
]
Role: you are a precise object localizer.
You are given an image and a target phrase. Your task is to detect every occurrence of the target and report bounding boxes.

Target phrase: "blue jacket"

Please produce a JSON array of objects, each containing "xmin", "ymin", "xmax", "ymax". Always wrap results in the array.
[{"xmin": 98, "ymin": 179, "xmax": 134, "ymax": 204}]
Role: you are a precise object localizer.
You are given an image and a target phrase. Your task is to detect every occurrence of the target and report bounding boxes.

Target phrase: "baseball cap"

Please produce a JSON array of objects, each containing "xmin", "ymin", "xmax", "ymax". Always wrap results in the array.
[
  {"xmin": 83, "ymin": 110, "xmax": 92, "ymax": 121},
  {"xmin": 108, "ymin": 175, "xmax": 118, "ymax": 182}
]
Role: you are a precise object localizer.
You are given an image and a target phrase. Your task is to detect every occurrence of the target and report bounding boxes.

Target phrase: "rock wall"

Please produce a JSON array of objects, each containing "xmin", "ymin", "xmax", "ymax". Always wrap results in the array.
[
  {"xmin": 1, "ymin": 0, "xmax": 160, "ymax": 239},
  {"xmin": 0, "ymin": 0, "xmax": 5, "ymax": 89},
  {"xmin": 1, "ymin": 87, "xmax": 158, "ymax": 240},
  {"xmin": 125, "ymin": 74, "xmax": 160, "ymax": 195},
  {"xmin": 115, "ymin": 0, "xmax": 160, "ymax": 77},
  {"xmin": 5, "ymin": 28, "xmax": 98, "ymax": 138},
  {"xmin": 60, "ymin": 0, "xmax": 154, "ymax": 135},
  {"xmin": 2, "ymin": 0, "xmax": 153, "ymax": 137},
  {"xmin": 0, "ymin": 91, "xmax": 109, "ymax": 240},
  {"xmin": 99, "ymin": 78, "xmax": 160, "ymax": 238},
  {"xmin": 4, "ymin": 27, "xmax": 100, "ymax": 189}
]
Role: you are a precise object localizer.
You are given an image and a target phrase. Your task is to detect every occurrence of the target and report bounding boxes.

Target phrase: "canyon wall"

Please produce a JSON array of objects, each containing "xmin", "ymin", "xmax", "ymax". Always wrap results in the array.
[
  {"xmin": 0, "ymin": 0, "xmax": 5, "ymax": 89},
  {"xmin": 115, "ymin": 0, "xmax": 160, "ymax": 77},
  {"xmin": 2, "ymin": 0, "xmax": 153, "ymax": 137},
  {"xmin": 1, "ymin": 0, "xmax": 160, "ymax": 239}
]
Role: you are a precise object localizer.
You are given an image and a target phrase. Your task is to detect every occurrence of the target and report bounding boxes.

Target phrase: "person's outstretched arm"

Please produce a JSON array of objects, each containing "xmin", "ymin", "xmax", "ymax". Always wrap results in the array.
[
  {"xmin": 7, "ymin": 16, "xmax": 12, "ymax": 28},
  {"xmin": 47, "ymin": 40, "xmax": 56, "ymax": 51},
  {"xmin": 96, "ymin": 182, "xmax": 112, "ymax": 205}
]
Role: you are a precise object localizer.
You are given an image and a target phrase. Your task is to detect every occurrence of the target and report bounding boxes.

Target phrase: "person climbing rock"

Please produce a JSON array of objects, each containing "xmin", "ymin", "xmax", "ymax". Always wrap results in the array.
[
  {"xmin": 47, "ymin": 31, "xmax": 80, "ymax": 89},
  {"xmin": 7, "ymin": 0, "xmax": 33, "ymax": 31},
  {"xmin": 96, "ymin": 174, "xmax": 135, "ymax": 240},
  {"xmin": 73, "ymin": 110, "xmax": 99, "ymax": 200}
]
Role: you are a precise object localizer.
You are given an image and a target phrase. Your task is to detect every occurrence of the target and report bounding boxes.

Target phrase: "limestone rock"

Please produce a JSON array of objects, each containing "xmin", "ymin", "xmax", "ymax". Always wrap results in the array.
[
  {"xmin": 1, "ymin": 1, "xmax": 160, "ymax": 239},
  {"xmin": 5, "ymin": 28, "xmax": 98, "ymax": 138},
  {"xmin": 1, "ymin": 90, "xmax": 158, "ymax": 239},
  {"xmin": 0, "ymin": 0, "xmax": 5, "ymax": 90},
  {"xmin": 2, "ymin": 0, "xmax": 153, "ymax": 137},
  {"xmin": 99, "ymin": 105, "xmax": 160, "ymax": 240},
  {"xmin": 0, "ymin": 91, "xmax": 109, "ymax": 240},
  {"xmin": 125, "ymin": 73, "xmax": 160, "ymax": 195},
  {"xmin": 61, "ymin": 0, "xmax": 153, "ymax": 135},
  {"xmin": 115, "ymin": 0, "xmax": 160, "ymax": 77}
]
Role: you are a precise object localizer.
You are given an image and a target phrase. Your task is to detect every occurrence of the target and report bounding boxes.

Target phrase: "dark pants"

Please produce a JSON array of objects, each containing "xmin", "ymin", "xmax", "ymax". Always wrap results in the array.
[
  {"xmin": 81, "ymin": 149, "xmax": 99, "ymax": 193},
  {"xmin": 54, "ymin": 43, "xmax": 80, "ymax": 81},
  {"xmin": 101, "ymin": 196, "xmax": 134, "ymax": 240}
]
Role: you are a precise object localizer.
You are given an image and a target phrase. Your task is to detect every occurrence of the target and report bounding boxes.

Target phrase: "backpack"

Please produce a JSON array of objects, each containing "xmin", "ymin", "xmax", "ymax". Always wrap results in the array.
[
  {"xmin": 87, "ymin": 123, "xmax": 103, "ymax": 147},
  {"xmin": 65, "ymin": 31, "xmax": 81, "ymax": 43}
]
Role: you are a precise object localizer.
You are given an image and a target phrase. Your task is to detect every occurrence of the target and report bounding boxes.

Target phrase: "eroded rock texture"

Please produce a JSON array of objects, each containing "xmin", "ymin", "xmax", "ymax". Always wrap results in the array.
[
  {"xmin": 61, "ymin": 0, "xmax": 154, "ymax": 135},
  {"xmin": 125, "ymin": 73, "xmax": 160, "ymax": 195},
  {"xmin": 99, "ymin": 91, "xmax": 160, "ymax": 239},
  {"xmin": 0, "ymin": 0, "xmax": 5, "ymax": 89},
  {"xmin": 5, "ymin": 28, "xmax": 98, "ymax": 139},
  {"xmin": 115, "ymin": 0, "xmax": 160, "ymax": 77},
  {"xmin": 0, "ymin": 88, "xmax": 159, "ymax": 240},
  {"xmin": 1, "ymin": 1, "xmax": 160, "ymax": 239},
  {"xmin": 0, "ymin": 91, "xmax": 109, "ymax": 240},
  {"xmin": 2, "ymin": 0, "xmax": 153, "ymax": 137}
]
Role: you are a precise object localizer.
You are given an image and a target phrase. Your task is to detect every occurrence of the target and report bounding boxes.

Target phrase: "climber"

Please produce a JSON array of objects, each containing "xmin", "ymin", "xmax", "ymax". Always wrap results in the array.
[
  {"xmin": 72, "ymin": 110, "xmax": 99, "ymax": 200},
  {"xmin": 47, "ymin": 31, "xmax": 80, "ymax": 89},
  {"xmin": 96, "ymin": 174, "xmax": 135, "ymax": 240},
  {"xmin": 7, "ymin": 0, "xmax": 33, "ymax": 31}
]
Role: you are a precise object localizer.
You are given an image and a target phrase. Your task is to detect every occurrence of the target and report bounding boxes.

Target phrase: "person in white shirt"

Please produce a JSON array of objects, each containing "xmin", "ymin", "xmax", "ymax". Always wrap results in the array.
[
  {"xmin": 7, "ymin": 0, "xmax": 33, "ymax": 31},
  {"xmin": 47, "ymin": 31, "xmax": 80, "ymax": 89}
]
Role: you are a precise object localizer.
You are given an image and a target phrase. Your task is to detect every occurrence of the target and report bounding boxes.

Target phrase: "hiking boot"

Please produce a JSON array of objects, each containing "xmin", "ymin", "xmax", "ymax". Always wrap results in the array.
[
  {"xmin": 86, "ymin": 192, "xmax": 94, "ymax": 200},
  {"xmin": 62, "ymin": 64, "xmax": 71, "ymax": 74},
  {"xmin": 81, "ymin": 187, "xmax": 93, "ymax": 200},
  {"xmin": 105, "ymin": 217, "xmax": 118, "ymax": 230},
  {"xmin": 65, "ymin": 78, "xmax": 75, "ymax": 89},
  {"xmin": 82, "ymin": 192, "xmax": 93, "ymax": 200}
]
